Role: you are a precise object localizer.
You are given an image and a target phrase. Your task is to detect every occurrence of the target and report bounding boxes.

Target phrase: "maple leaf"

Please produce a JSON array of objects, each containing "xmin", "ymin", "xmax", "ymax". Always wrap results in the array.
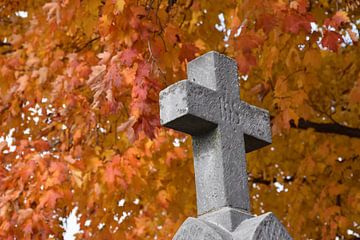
[
  {"xmin": 324, "ymin": 11, "xmax": 350, "ymax": 29},
  {"xmin": 22, "ymin": 220, "xmax": 33, "ymax": 235},
  {"xmin": 250, "ymin": 82, "xmax": 271, "ymax": 102},
  {"xmin": 1, "ymin": 0, "xmax": 359, "ymax": 239},
  {"xmin": 105, "ymin": 61, "xmax": 122, "ymax": 89},
  {"xmin": 321, "ymin": 30, "xmax": 343, "ymax": 52},
  {"xmin": 115, "ymin": 0, "xmax": 126, "ymax": 14},
  {"xmin": 119, "ymin": 49, "xmax": 138, "ymax": 66},
  {"xmin": 347, "ymin": 29, "xmax": 359, "ymax": 43},
  {"xmin": 87, "ymin": 64, "xmax": 107, "ymax": 108},
  {"xmin": 104, "ymin": 163, "xmax": 121, "ymax": 186},
  {"xmin": 17, "ymin": 208, "xmax": 33, "ymax": 224},
  {"xmin": 157, "ymin": 190, "xmax": 169, "ymax": 209},
  {"xmin": 33, "ymin": 140, "xmax": 50, "ymax": 152},
  {"xmin": 165, "ymin": 24, "xmax": 180, "ymax": 46},
  {"xmin": 17, "ymin": 75, "xmax": 29, "ymax": 92},
  {"xmin": 42, "ymin": 2, "xmax": 61, "ymax": 24},
  {"xmin": 255, "ymin": 14, "xmax": 278, "ymax": 34},
  {"xmin": 178, "ymin": 43, "xmax": 199, "ymax": 62},
  {"xmin": 37, "ymin": 189, "xmax": 62, "ymax": 209},
  {"xmin": 117, "ymin": 116, "xmax": 137, "ymax": 143},
  {"xmin": 349, "ymin": 77, "xmax": 360, "ymax": 104},
  {"xmin": 290, "ymin": 0, "xmax": 309, "ymax": 14},
  {"xmin": 283, "ymin": 13, "xmax": 312, "ymax": 33}
]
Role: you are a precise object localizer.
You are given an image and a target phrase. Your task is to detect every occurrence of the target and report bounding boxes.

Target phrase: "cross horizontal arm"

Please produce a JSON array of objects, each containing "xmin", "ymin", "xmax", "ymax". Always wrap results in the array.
[
  {"xmin": 237, "ymin": 102, "xmax": 272, "ymax": 152},
  {"xmin": 159, "ymin": 80, "xmax": 219, "ymax": 136}
]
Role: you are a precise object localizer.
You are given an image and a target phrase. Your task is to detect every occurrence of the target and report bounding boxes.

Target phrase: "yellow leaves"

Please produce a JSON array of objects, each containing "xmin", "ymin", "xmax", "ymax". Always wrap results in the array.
[
  {"xmin": 71, "ymin": 169, "xmax": 83, "ymax": 188},
  {"xmin": 319, "ymin": 0, "xmax": 329, "ymax": 8},
  {"xmin": 274, "ymin": 76, "xmax": 289, "ymax": 99},
  {"xmin": 349, "ymin": 76, "xmax": 360, "ymax": 104},
  {"xmin": 37, "ymin": 67, "xmax": 48, "ymax": 85},
  {"xmin": 87, "ymin": 156, "xmax": 102, "ymax": 172},
  {"xmin": 194, "ymin": 39, "xmax": 207, "ymax": 51},
  {"xmin": 283, "ymin": 108, "xmax": 299, "ymax": 126},
  {"xmin": 260, "ymin": 46, "xmax": 279, "ymax": 80},
  {"xmin": 188, "ymin": 10, "xmax": 203, "ymax": 33},
  {"xmin": 117, "ymin": 116, "xmax": 137, "ymax": 143},
  {"xmin": 157, "ymin": 190, "xmax": 170, "ymax": 209},
  {"xmin": 81, "ymin": 0, "xmax": 102, "ymax": 36},
  {"xmin": 115, "ymin": 0, "xmax": 126, "ymax": 13},
  {"xmin": 285, "ymin": 47, "xmax": 301, "ymax": 71},
  {"xmin": 164, "ymin": 24, "xmax": 179, "ymax": 46},
  {"xmin": 73, "ymin": 129, "xmax": 82, "ymax": 145},
  {"xmin": 1, "ymin": 0, "xmax": 359, "ymax": 239},
  {"xmin": 328, "ymin": 184, "xmax": 347, "ymax": 196},
  {"xmin": 303, "ymin": 49, "xmax": 321, "ymax": 70}
]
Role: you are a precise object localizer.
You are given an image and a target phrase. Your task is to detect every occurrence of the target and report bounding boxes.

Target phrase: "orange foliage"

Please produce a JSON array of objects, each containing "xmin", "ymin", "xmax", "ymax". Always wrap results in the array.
[{"xmin": 0, "ymin": 0, "xmax": 359, "ymax": 239}]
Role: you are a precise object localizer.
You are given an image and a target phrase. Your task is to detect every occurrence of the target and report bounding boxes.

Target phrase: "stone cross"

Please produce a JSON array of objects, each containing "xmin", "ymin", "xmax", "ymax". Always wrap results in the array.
[{"xmin": 159, "ymin": 51, "xmax": 292, "ymax": 239}]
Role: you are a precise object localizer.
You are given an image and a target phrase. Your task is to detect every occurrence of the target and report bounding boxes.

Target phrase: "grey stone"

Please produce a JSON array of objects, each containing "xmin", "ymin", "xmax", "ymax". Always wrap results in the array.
[
  {"xmin": 174, "ymin": 212, "xmax": 292, "ymax": 240},
  {"xmin": 173, "ymin": 217, "xmax": 232, "ymax": 240},
  {"xmin": 159, "ymin": 51, "xmax": 292, "ymax": 239},
  {"xmin": 233, "ymin": 212, "xmax": 292, "ymax": 240},
  {"xmin": 198, "ymin": 207, "xmax": 253, "ymax": 232},
  {"xmin": 160, "ymin": 51, "xmax": 271, "ymax": 216}
]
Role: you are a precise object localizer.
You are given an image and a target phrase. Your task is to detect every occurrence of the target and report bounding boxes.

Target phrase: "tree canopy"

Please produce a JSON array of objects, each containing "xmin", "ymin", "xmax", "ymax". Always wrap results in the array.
[{"xmin": 0, "ymin": 0, "xmax": 359, "ymax": 239}]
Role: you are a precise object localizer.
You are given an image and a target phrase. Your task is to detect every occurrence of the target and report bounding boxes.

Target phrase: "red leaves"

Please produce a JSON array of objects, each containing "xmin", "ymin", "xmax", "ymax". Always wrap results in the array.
[
  {"xmin": 103, "ymin": 153, "xmax": 140, "ymax": 190},
  {"xmin": 321, "ymin": 30, "xmax": 343, "ymax": 52},
  {"xmin": 178, "ymin": 43, "xmax": 199, "ymax": 62},
  {"xmin": 283, "ymin": 13, "xmax": 312, "ymax": 34},
  {"xmin": 290, "ymin": 0, "xmax": 309, "ymax": 14},
  {"xmin": 235, "ymin": 31, "xmax": 264, "ymax": 74},
  {"xmin": 130, "ymin": 62, "xmax": 160, "ymax": 138},
  {"xmin": 117, "ymin": 116, "xmax": 137, "ymax": 143},
  {"xmin": 33, "ymin": 140, "xmax": 50, "ymax": 152},
  {"xmin": 255, "ymin": 14, "xmax": 278, "ymax": 34},
  {"xmin": 119, "ymin": 49, "xmax": 138, "ymax": 67},
  {"xmin": 324, "ymin": 11, "xmax": 350, "ymax": 30}
]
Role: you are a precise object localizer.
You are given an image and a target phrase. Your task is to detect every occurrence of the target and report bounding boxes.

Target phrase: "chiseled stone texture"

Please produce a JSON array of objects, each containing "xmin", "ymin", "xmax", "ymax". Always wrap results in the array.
[
  {"xmin": 234, "ymin": 212, "xmax": 292, "ymax": 240},
  {"xmin": 159, "ymin": 51, "xmax": 292, "ymax": 240},
  {"xmin": 174, "ymin": 212, "xmax": 292, "ymax": 240},
  {"xmin": 159, "ymin": 51, "xmax": 271, "ymax": 216},
  {"xmin": 198, "ymin": 207, "xmax": 253, "ymax": 232}
]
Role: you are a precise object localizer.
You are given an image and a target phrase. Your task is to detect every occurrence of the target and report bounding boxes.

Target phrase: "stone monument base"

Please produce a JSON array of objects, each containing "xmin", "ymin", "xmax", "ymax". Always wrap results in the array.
[{"xmin": 173, "ymin": 207, "xmax": 292, "ymax": 240}]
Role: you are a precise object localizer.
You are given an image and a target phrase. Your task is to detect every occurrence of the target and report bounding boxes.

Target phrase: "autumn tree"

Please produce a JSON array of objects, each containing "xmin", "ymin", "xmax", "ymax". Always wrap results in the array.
[{"xmin": 0, "ymin": 0, "xmax": 359, "ymax": 239}]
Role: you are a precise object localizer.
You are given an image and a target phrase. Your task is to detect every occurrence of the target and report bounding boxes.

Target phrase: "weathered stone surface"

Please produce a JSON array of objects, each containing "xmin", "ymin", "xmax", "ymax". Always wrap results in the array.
[
  {"xmin": 233, "ymin": 212, "xmax": 292, "ymax": 240},
  {"xmin": 174, "ymin": 212, "xmax": 292, "ymax": 240},
  {"xmin": 198, "ymin": 207, "xmax": 252, "ymax": 232},
  {"xmin": 172, "ymin": 217, "xmax": 232, "ymax": 240},
  {"xmin": 159, "ymin": 51, "xmax": 271, "ymax": 216},
  {"xmin": 159, "ymin": 51, "xmax": 292, "ymax": 240}
]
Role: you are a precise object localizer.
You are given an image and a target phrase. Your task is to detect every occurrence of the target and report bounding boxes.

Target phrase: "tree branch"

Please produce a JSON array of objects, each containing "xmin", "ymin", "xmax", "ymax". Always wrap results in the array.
[{"xmin": 290, "ymin": 118, "xmax": 360, "ymax": 138}]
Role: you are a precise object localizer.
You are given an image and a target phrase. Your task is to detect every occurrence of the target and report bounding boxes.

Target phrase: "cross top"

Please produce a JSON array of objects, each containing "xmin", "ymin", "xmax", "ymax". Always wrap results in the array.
[{"xmin": 159, "ymin": 51, "xmax": 271, "ymax": 216}]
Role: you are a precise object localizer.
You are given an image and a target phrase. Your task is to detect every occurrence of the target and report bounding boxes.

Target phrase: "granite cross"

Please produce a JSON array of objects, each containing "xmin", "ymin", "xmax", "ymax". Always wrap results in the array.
[{"xmin": 160, "ymin": 51, "xmax": 272, "ymax": 216}]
